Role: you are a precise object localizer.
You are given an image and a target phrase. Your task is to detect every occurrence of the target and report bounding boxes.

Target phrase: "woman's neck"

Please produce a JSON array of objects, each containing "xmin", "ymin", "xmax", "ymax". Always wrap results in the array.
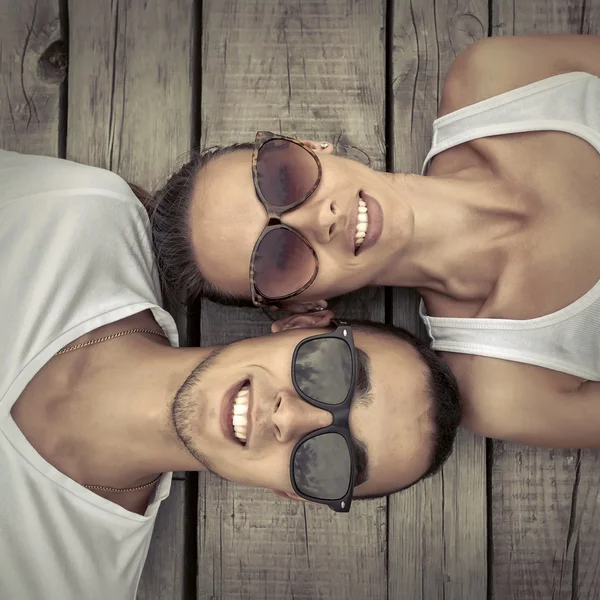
[{"xmin": 375, "ymin": 170, "xmax": 534, "ymax": 300}]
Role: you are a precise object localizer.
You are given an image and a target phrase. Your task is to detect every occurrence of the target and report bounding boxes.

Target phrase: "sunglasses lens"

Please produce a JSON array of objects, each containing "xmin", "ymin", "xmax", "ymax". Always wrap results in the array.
[
  {"xmin": 257, "ymin": 139, "xmax": 319, "ymax": 207},
  {"xmin": 254, "ymin": 228, "xmax": 317, "ymax": 299},
  {"xmin": 293, "ymin": 433, "xmax": 352, "ymax": 500},
  {"xmin": 294, "ymin": 338, "xmax": 352, "ymax": 404}
]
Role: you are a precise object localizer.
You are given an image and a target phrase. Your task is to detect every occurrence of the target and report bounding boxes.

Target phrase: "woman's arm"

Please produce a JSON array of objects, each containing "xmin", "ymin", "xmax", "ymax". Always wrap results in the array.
[
  {"xmin": 448, "ymin": 353, "xmax": 600, "ymax": 449},
  {"xmin": 440, "ymin": 34, "xmax": 600, "ymax": 117}
]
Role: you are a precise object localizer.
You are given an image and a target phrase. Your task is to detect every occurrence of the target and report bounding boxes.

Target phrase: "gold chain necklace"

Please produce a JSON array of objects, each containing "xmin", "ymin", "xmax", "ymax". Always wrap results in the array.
[
  {"xmin": 84, "ymin": 474, "xmax": 163, "ymax": 493},
  {"xmin": 55, "ymin": 327, "xmax": 168, "ymax": 493},
  {"xmin": 55, "ymin": 327, "xmax": 167, "ymax": 355}
]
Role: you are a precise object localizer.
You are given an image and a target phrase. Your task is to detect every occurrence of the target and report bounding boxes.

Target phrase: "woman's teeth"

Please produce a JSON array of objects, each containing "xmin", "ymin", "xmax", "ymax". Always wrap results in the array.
[
  {"xmin": 232, "ymin": 384, "xmax": 249, "ymax": 444},
  {"xmin": 355, "ymin": 198, "xmax": 368, "ymax": 250}
]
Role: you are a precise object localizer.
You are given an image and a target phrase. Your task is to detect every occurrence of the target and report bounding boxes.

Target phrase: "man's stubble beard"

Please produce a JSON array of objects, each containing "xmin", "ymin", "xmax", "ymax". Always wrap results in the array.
[{"xmin": 170, "ymin": 347, "xmax": 225, "ymax": 474}]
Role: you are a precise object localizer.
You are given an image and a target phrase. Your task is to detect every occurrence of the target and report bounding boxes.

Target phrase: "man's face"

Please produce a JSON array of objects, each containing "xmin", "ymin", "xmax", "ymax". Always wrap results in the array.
[{"xmin": 172, "ymin": 324, "xmax": 436, "ymax": 500}]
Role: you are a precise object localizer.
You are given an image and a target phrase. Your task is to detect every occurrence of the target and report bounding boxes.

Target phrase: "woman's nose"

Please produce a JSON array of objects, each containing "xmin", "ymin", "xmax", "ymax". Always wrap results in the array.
[{"xmin": 282, "ymin": 197, "xmax": 339, "ymax": 245}]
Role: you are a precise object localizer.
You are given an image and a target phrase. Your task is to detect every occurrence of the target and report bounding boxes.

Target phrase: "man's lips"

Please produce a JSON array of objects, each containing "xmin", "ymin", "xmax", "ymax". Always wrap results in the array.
[{"xmin": 221, "ymin": 380, "xmax": 246, "ymax": 445}]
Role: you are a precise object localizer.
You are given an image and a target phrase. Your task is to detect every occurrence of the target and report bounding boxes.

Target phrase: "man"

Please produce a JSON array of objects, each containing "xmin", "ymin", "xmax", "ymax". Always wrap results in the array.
[{"xmin": 0, "ymin": 149, "xmax": 461, "ymax": 599}]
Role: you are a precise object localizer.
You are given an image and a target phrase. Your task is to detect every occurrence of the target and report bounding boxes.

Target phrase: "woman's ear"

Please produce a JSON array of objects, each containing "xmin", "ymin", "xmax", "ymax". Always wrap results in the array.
[
  {"xmin": 300, "ymin": 140, "xmax": 334, "ymax": 155},
  {"xmin": 279, "ymin": 298, "xmax": 328, "ymax": 314},
  {"xmin": 271, "ymin": 309, "xmax": 335, "ymax": 333}
]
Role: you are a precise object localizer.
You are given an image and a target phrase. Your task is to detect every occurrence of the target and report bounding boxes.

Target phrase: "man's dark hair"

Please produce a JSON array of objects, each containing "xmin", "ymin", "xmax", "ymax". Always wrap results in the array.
[
  {"xmin": 141, "ymin": 143, "xmax": 256, "ymax": 308},
  {"xmin": 348, "ymin": 319, "xmax": 462, "ymax": 500}
]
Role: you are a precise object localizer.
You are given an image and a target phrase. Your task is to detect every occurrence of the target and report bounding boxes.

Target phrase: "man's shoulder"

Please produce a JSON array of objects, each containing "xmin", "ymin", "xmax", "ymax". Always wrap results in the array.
[
  {"xmin": 1, "ymin": 151, "xmax": 138, "ymax": 210},
  {"xmin": 0, "ymin": 155, "xmax": 160, "ymax": 412}
]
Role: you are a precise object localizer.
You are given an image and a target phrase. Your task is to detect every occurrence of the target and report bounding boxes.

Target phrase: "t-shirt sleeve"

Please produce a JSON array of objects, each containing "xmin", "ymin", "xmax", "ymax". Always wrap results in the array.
[{"xmin": 0, "ymin": 151, "xmax": 172, "ymax": 409}]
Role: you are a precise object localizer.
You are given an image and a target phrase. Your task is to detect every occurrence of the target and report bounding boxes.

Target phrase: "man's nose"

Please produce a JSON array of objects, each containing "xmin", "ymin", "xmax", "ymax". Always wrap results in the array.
[
  {"xmin": 282, "ymin": 197, "xmax": 339, "ymax": 245},
  {"xmin": 271, "ymin": 391, "xmax": 333, "ymax": 444}
]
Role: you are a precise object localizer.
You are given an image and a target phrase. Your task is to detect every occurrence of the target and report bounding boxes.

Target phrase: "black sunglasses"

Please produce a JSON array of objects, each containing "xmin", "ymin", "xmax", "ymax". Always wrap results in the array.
[{"xmin": 289, "ymin": 319, "xmax": 357, "ymax": 512}]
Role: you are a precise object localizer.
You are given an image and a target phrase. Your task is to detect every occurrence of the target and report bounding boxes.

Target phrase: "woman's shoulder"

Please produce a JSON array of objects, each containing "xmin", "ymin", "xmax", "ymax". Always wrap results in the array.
[{"xmin": 439, "ymin": 34, "xmax": 600, "ymax": 118}]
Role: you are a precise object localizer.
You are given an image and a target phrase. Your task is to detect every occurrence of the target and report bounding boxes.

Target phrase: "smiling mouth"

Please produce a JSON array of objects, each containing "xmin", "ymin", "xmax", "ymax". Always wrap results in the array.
[
  {"xmin": 222, "ymin": 380, "xmax": 251, "ymax": 447},
  {"xmin": 232, "ymin": 382, "xmax": 250, "ymax": 445},
  {"xmin": 353, "ymin": 190, "xmax": 383, "ymax": 255},
  {"xmin": 354, "ymin": 193, "xmax": 369, "ymax": 254}
]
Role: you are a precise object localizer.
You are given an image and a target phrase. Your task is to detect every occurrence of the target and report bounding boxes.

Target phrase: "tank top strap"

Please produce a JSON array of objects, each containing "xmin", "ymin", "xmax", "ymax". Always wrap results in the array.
[{"xmin": 422, "ymin": 71, "xmax": 600, "ymax": 174}]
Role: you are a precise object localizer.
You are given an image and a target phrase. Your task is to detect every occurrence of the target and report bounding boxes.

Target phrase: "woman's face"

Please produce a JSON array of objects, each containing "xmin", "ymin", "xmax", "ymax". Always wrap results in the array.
[{"xmin": 189, "ymin": 141, "xmax": 414, "ymax": 310}]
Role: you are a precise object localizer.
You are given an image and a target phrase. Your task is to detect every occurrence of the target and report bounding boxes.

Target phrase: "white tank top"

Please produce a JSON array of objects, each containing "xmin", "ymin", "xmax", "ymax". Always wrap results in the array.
[{"xmin": 419, "ymin": 72, "xmax": 600, "ymax": 381}]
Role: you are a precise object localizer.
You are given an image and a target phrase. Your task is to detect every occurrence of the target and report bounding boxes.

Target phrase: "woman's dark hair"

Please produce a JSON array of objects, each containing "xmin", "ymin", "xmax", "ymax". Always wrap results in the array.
[{"xmin": 134, "ymin": 143, "xmax": 255, "ymax": 307}]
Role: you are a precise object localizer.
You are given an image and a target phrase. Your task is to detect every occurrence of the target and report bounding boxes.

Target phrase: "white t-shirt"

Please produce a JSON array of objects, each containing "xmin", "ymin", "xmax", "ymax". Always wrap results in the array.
[{"xmin": 0, "ymin": 150, "xmax": 179, "ymax": 599}]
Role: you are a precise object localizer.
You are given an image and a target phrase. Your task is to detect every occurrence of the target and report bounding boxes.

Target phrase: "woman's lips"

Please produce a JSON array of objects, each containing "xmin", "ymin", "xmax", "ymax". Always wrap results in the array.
[{"xmin": 356, "ymin": 191, "xmax": 383, "ymax": 254}]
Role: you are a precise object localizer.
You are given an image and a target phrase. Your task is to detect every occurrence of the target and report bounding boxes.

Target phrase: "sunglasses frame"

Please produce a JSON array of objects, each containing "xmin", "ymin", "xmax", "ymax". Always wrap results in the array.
[
  {"xmin": 249, "ymin": 131, "xmax": 322, "ymax": 307},
  {"xmin": 289, "ymin": 319, "xmax": 357, "ymax": 512}
]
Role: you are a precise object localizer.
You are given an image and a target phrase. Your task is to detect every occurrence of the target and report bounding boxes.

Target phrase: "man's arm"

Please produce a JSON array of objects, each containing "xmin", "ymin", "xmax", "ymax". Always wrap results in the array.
[
  {"xmin": 440, "ymin": 34, "xmax": 600, "ymax": 117},
  {"xmin": 446, "ymin": 353, "xmax": 600, "ymax": 449}
]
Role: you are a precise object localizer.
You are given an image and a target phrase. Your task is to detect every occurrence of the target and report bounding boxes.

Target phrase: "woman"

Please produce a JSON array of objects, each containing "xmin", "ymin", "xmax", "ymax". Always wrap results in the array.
[{"xmin": 150, "ymin": 34, "xmax": 600, "ymax": 448}]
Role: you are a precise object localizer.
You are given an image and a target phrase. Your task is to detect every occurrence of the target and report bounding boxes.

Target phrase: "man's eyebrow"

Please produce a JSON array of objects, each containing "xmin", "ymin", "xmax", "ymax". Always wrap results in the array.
[
  {"xmin": 354, "ymin": 347, "xmax": 373, "ymax": 408},
  {"xmin": 353, "ymin": 437, "xmax": 369, "ymax": 487},
  {"xmin": 352, "ymin": 347, "xmax": 372, "ymax": 486}
]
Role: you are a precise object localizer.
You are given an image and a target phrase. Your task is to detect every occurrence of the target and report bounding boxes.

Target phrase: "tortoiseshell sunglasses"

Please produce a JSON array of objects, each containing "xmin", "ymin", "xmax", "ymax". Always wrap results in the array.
[{"xmin": 249, "ymin": 131, "xmax": 323, "ymax": 307}]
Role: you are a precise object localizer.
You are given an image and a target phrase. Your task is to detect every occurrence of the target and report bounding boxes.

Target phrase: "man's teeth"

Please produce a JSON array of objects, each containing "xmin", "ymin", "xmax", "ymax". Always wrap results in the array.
[
  {"xmin": 355, "ymin": 198, "xmax": 368, "ymax": 248},
  {"xmin": 232, "ymin": 384, "xmax": 249, "ymax": 443}
]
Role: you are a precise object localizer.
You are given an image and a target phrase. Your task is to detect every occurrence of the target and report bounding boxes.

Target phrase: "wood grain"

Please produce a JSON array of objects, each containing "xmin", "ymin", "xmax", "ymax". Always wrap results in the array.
[
  {"xmin": 0, "ymin": 0, "xmax": 64, "ymax": 155},
  {"xmin": 491, "ymin": 443, "xmax": 580, "ymax": 600},
  {"xmin": 574, "ymin": 451, "xmax": 600, "ymax": 600},
  {"xmin": 390, "ymin": 1, "xmax": 488, "ymax": 598},
  {"xmin": 66, "ymin": 2, "xmax": 195, "ymax": 597},
  {"xmin": 583, "ymin": 0, "xmax": 600, "ymax": 33},
  {"xmin": 489, "ymin": 2, "xmax": 600, "ymax": 599},
  {"xmin": 492, "ymin": 0, "xmax": 585, "ymax": 36},
  {"xmin": 137, "ymin": 480, "xmax": 186, "ymax": 600},
  {"xmin": 66, "ymin": 0, "xmax": 194, "ymax": 195},
  {"xmin": 199, "ymin": 1, "xmax": 387, "ymax": 598}
]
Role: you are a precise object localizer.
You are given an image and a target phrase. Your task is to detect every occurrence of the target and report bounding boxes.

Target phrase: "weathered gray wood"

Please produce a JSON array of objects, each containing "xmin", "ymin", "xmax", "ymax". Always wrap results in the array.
[
  {"xmin": 492, "ymin": 0, "xmax": 584, "ymax": 36},
  {"xmin": 390, "ymin": 1, "xmax": 488, "ymax": 599},
  {"xmin": 199, "ymin": 475, "xmax": 388, "ymax": 600},
  {"xmin": 488, "ymin": 3, "xmax": 599, "ymax": 600},
  {"xmin": 66, "ymin": 0, "xmax": 194, "ymax": 197},
  {"xmin": 199, "ymin": 1, "xmax": 387, "ymax": 598},
  {"xmin": 491, "ymin": 444, "xmax": 579, "ymax": 600},
  {"xmin": 137, "ymin": 479, "xmax": 186, "ymax": 600},
  {"xmin": 66, "ymin": 2, "xmax": 195, "ymax": 597},
  {"xmin": 583, "ymin": 0, "xmax": 600, "ymax": 34},
  {"xmin": 574, "ymin": 450, "xmax": 600, "ymax": 600},
  {"xmin": 0, "ymin": 0, "xmax": 64, "ymax": 155}
]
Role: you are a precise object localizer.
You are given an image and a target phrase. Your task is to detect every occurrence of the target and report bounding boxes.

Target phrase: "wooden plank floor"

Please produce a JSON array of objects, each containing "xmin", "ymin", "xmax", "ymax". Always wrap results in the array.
[{"xmin": 1, "ymin": 1, "xmax": 599, "ymax": 599}]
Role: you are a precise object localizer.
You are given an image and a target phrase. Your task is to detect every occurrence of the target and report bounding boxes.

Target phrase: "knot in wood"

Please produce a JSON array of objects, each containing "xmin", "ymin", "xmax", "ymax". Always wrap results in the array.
[{"xmin": 37, "ymin": 40, "xmax": 68, "ymax": 84}]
